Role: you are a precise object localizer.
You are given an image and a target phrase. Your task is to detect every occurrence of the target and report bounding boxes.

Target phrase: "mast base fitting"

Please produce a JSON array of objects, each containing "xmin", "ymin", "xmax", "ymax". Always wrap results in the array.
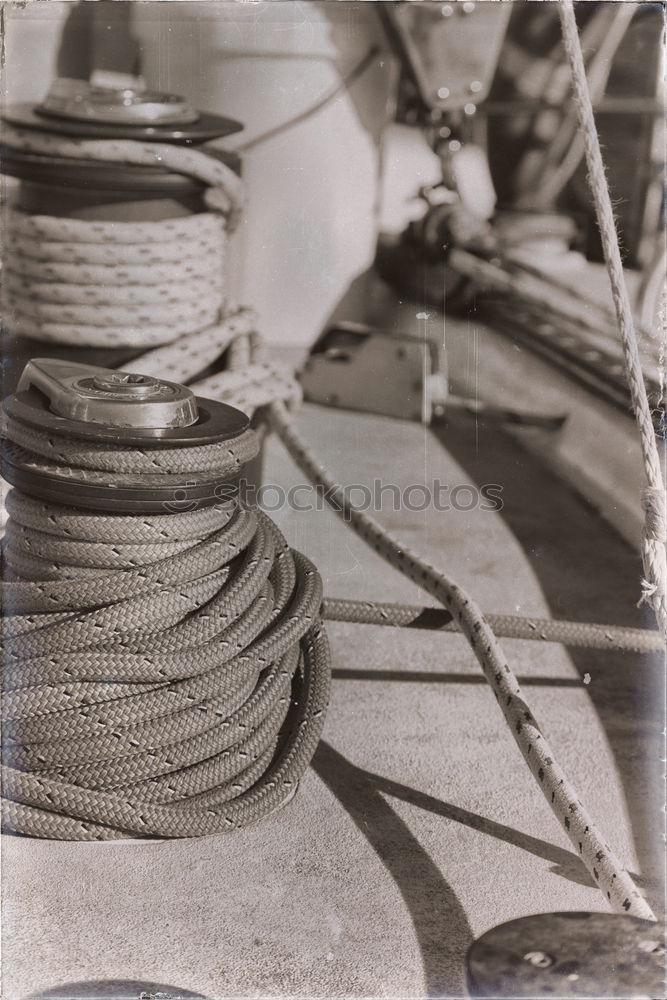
[{"xmin": 1, "ymin": 359, "xmax": 250, "ymax": 513}]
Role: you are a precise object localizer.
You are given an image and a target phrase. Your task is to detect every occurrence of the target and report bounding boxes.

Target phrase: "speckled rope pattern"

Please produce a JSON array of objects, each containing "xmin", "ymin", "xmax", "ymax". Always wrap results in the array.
[
  {"xmin": 0, "ymin": 124, "xmax": 302, "ymax": 407},
  {"xmin": 270, "ymin": 400, "xmax": 655, "ymax": 921},
  {"xmin": 1, "ymin": 425, "xmax": 331, "ymax": 840},
  {"xmin": 3, "ymin": 208, "xmax": 228, "ymax": 348},
  {"xmin": 1, "ymin": 125, "xmax": 244, "ymax": 219},
  {"xmin": 0, "ymin": 111, "xmax": 656, "ymax": 917}
]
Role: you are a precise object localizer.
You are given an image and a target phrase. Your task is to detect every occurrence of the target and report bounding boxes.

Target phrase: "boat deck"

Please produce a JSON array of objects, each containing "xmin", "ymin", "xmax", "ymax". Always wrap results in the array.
[{"xmin": 2, "ymin": 312, "xmax": 665, "ymax": 1000}]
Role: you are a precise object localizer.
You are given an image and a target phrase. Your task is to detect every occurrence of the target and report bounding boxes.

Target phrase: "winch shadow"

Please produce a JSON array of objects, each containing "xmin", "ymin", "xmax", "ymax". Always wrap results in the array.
[{"xmin": 25, "ymin": 980, "xmax": 208, "ymax": 1000}]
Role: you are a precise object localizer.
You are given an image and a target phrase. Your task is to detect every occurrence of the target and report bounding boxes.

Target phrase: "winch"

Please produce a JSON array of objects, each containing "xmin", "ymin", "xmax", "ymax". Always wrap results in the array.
[
  {"xmin": 1, "ymin": 356, "xmax": 331, "ymax": 840},
  {"xmin": 1, "ymin": 77, "xmax": 244, "ymax": 393},
  {"xmin": 1, "ymin": 358, "xmax": 250, "ymax": 512},
  {"xmin": 2, "ymin": 77, "xmax": 242, "ymax": 214}
]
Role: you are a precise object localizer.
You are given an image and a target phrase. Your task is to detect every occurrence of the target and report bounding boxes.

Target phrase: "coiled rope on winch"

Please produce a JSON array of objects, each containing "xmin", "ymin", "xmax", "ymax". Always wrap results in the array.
[
  {"xmin": 3, "ymin": 208, "xmax": 228, "ymax": 347},
  {"xmin": 1, "ymin": 123, "xmax": 244, "ymax": 352},
  {"xmin": 1, "ymin": 423, "xmax": 330, "ymax": 840},
  {"xmin": 1, "ymin": 122, "xmax": 297, "ymax": 414},
  {"xmin": 0, "ymin": 81, "xmax": 658, "ymax": 919}
]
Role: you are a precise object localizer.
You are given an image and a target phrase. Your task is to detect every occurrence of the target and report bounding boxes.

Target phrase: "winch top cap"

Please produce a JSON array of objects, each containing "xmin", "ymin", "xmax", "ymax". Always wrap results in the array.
[
  {"xmin": 4, "ymin": 358, "xmax": 250, "ymax": 446},
  {"xmin": 38, "ymin": 78, "xmax": 199, "ymax": 126},
  {"xmin": 16, "ymin": 358, "xmax": 200, "ymax": 430}
]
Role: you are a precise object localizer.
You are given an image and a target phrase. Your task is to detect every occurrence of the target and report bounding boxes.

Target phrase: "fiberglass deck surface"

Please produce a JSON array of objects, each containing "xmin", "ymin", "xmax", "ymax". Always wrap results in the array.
[{"xmin": 2, "ymin": 378, "xmax": 665, "ymax": 999}]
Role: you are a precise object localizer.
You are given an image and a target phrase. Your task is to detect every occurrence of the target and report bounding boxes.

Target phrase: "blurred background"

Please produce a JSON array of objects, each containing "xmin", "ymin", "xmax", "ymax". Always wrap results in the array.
[{"xmin": 4, "ymin": 0, "xmax": 663, "ymax": 347}]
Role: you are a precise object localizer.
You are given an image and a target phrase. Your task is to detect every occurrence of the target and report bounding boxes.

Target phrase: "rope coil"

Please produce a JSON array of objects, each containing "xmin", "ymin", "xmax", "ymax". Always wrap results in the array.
[
  {"xmin": 1, "ymin": 128, "xmax": 300, "ymax": 413},
  {"xmin": 3, "ymin": 209, "xmax": 228, "ymax": 348},
  {"xmin": 0, "ymin": 424, "xmax": 331, "ymax": 840},
  {"xmin": 0, "ymin": 89, "xmax": 658, "ymax": 919},
  {"xmin": 1, "ymin": 127, "xmax": 239, "ymax": 350}
]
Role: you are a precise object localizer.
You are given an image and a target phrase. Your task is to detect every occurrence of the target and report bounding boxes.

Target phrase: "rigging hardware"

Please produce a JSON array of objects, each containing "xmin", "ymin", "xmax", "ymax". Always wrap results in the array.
[
  {"xmin": 1, "ymin": 359, "xmax": 250, "ymax": 512},
  {"xmin": 466, "ymin": 912, "xmax": 665, "ymax": 998}
]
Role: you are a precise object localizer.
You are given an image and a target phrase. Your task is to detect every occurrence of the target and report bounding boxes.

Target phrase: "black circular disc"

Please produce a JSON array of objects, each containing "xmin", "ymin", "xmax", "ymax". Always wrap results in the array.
[
  {"xmin": 466, "ymin": 911, "xmax": 665, "ymax": 999},
  {"xmin": 4, "ymin": 387, "xmax": 249, "ymax": 447},
  {"xmin": 0, "ymin": 146, "xmax": 208, "ymax": 193},
  {"xmin": 3, "ymin": 103, "xmax": 243, "ymax": 144},
  {"xmin": 1, "ymin": 453, "xmax": 241, "ymax": 514},
  {"xmin": 1, "ymin": 143, "xmax": 241, "ymax": 191}
]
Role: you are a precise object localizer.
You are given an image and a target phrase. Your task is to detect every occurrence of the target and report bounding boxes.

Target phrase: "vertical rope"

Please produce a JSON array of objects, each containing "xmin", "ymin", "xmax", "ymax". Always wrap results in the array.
[{"xmin": 557, "ymin": 0, "xmax": 667, "ymax": 642}]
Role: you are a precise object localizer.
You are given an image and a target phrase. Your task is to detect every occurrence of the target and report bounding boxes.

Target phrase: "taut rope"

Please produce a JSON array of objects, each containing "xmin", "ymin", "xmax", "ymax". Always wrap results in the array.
[{"xmin": 557, "ymin": 0, "xmax": 667, "ymax": 641}]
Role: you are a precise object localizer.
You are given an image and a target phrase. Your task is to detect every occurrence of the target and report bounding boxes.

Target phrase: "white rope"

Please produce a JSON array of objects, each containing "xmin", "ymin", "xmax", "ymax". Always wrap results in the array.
[
  {"xmin": 0, "ymin": 115, "xmax": 654, "ymax": 917},
  {"xmin": 1, "ymin": 125, "xmax": 244, "ymax": 221},
  {"xmin": 558, "ymin": 0, "xmax": 667, "ymax": 641},
  {"xmin": 0, "ymin": 129, "xmax": 296, "ymax": 413},
  {"xmin": 5, "ymin": 205, "xmax": 225, "ymax": 243},
  {"xmin": 270, "ymin": 400, "xmax": 656, "ymax": 921},
  {"xmin": 2, "ymin": 208, "xmax": 228, "ymax": 347}
]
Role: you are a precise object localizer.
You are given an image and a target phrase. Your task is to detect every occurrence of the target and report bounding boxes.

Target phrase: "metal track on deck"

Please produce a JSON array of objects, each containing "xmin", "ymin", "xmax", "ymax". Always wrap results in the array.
[{"xmin": 479, "ymin": 295, "xmax": 663, "ymax": 434}]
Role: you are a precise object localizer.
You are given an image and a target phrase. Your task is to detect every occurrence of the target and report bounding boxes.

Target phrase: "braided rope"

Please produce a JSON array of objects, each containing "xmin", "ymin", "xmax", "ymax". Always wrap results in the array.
[
  {"xmin": 269, "ymin": 400, "xmax": 654, "ymax": 920},
  {"xmin": 5, "ymin": 206, "xmax": 226, "ymax": 244},
  {"xmin": 3, "ymin": 209, "xmax": 228, "ymax": 348},
  {"xmin": 0, "ymin": 113, "xmax": 656, "ymax": 916},
  {"xmin": 1, "ymin": 130, "xmax": 298, "ymax": 411},
  {"xmin": 1, "ymin": 417, "xmax": 258, "ymax": 474},
  {"xmin": 322, "ymin": 598, "xmax": 664, "ymax": 655},
  {"xmin": 1, "ymin": 425, "xmax": 331, "ymax": 840},
  {"xmin": 557, "ymin": 0, "xmax": 667, "ymax": 640},
  {"xmin": 1, "ymin": 125, "xmax": 244, "ymax": 219}
]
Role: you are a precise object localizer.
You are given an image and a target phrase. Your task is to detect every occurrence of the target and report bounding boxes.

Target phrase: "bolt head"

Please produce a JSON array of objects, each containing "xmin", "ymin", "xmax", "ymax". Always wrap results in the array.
[
  {"xmin": 92, "ymin": 372, "xmax": 160, "ymax": 395},
  {"xmin": 523, "ymin": 951, "xmax": 554, "ymax": 969}
]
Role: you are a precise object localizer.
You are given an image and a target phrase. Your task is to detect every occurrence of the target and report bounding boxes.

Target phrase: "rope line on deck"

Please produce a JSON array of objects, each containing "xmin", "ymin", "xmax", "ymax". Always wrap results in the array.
[
  {"xmin": 270, "ymin": 400, "xmax": 655, "ymax": 920},
  {"xmin": 322, "ymin": 598, "xmax": 663, "ymax": 654},
  {"xmin": 0, "ymin": 118, "xmax": 656, "ymax": 919}
]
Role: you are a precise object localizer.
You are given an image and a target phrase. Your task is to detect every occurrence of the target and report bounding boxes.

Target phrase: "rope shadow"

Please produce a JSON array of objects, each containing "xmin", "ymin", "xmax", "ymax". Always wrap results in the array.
[
  {"xmin": 432, "ymin": 406, "xmax": 666, "ymax": 909},
  {"xmin": 332, "ymin": 668, "xmax": 585, "ymax": 687},
  {"xmin": 312, "ymin": 740, "xmax": 473, "ymax": 999},
  {"xmin": 366, "ymin": 768, "xmax": 596, "ymax": 890}
]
